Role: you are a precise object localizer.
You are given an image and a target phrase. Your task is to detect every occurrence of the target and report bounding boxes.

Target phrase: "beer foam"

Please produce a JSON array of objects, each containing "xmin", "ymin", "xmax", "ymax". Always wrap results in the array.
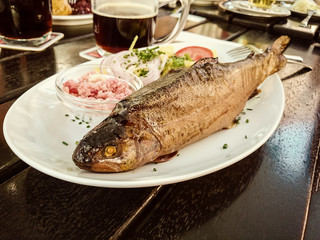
[{"xmin": 93, "ymin": 2, "xmax": 157, "ymax": 19}]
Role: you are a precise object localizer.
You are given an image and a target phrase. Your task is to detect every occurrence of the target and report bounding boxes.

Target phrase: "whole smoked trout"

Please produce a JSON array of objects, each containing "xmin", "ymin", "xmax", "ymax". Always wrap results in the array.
[{"xmin": 73, "ymin": 35, "xmax": 290, "ymax": 172}]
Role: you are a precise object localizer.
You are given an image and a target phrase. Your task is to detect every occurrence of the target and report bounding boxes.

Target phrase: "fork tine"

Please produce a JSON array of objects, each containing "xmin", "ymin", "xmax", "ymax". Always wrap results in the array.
[
  {"xmin": 227, "ymin": 44, "xmax": 310, "ymax": 69},
  {"xmin": 227, "ymin": 46, "xmax": 252, "ymax": 56},
  {"xmin": 226, "ymin": 45, "xmax": 254, "ymax": 60},
  {"xmin": 68, "ymin": 0, "xmax": 76, "ymax": 5},
  {"xmin": 228, "ymin": 50, "xmax": 252, "ymax": 57}
]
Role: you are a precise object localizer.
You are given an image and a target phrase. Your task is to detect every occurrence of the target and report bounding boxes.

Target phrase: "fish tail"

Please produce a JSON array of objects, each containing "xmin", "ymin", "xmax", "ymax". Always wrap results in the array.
[
  {"xmin": 262, "ymin": 35, "xmax": 290, "ymax": 73},
  {"xmin": 269, "ymin": 35, "xmax": 290, "ymax": 55}
]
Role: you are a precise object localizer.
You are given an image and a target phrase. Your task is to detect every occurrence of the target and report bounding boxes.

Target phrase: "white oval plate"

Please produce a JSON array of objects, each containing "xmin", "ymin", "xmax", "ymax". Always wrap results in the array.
[
  {"xmin": 3, "ymin": 38, "xmax": 285, "ymax": 188},
  {"xmin": 234, "ymin": 1, "xmax": 291, "ymax": 17},
  {"xmin": 220, "ymin": 0, "xmax": 291, "ymax": 18},
  {"xmin": 52, "ymin": 14, "xmax": 93, "ymax": 26}
]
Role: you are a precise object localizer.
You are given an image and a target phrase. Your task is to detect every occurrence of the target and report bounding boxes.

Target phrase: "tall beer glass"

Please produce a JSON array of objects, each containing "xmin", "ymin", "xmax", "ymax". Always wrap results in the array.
[{"xmin": 92, "ymin": 0, "xmax": 191, "ymax": 54}]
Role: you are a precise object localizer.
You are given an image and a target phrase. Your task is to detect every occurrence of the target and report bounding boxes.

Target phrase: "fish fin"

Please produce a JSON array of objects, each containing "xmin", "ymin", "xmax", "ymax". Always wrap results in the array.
[
  {"xmin": 249, "ymin": 89, "xmax": 261, "ymax": 99},
  {"xmin": 223, "ymin": 122, "xmax": 235, "ymax": 130},
  {"xmin": 193, "ymin": 57, "xmax": 218, "ymax": 67},
  {"xmin": 248, "ymin": 51, "xmax": 255, "ymax": 58},
  {"xmin": 167, "ymin": 68, "xmax": 184, "ymax": 74},
  {"xmin": 269, "ymin": 35, "xmax": 290, "ymax": 55},
  {"xmin": 152, "ymin": 151, "xmax": 178, "ymax": 163}
]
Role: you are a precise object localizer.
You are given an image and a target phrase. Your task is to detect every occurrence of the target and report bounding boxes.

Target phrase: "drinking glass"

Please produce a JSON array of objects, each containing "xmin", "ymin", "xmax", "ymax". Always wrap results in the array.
[
  {"xmin": 92, "ymin": 0, "xmax": 191, "ymax": 54},
  {"xmin": 0, "ymin": 0, "xmax": 52, "ymax": 46}
]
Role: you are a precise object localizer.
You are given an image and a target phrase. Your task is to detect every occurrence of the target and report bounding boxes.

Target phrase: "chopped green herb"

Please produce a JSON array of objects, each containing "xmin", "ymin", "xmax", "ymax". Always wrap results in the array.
[
  {"xmin": 72, "ymin": 119, "xmax": 75, "ymax": 122},
  {"xmin": 153, "ymin": 168, "xmax": 157, "ymax": 172},
  {"xmin": 130, "ymin": 46, "xmax": 164, "ymax": 64},
  {"xmin": 169, "ymin": 55, "xmax": 192, "ymax": 68},
  {"xmin": 138, "ymin": 69, "xmax": 149, "ymax": 77},
  {"xmin": 223, "ymin": 143, "xmax": 228, "ymax": 149},
  {"xmin": 129, "ymin": 35, "xmax": 138, "ymax": 51},
  {"xmin": 75, "ymin": 141, "xmax": 79, "ymax": 145},
  {"xmin": 62, "ymin": 141, "xmax": 68, "ymax": 146},
  {"xmin": 79, "ymin": 122, "xmax": 82, "ymax": 125},
  {"xmin": 247, "ymin": 108, "xmax": 253, "ymax": 111},
  {"xmin": 87, "ymin": 125, "xmax": 90, "ymax": 128},
  {"xmin": 65, "ymin": 114, "xmax": 69, "ymax": 117},
  {"xmin": 245, "ymin": 135, "xmax": 248, "ymax": 139},
  {"xmin": 246, "ymin": 119, "xmax": 249, "ymax": 123},
  {"xmin": 75, "ymin": 116, "xmax": 80, "ymax": 120}
]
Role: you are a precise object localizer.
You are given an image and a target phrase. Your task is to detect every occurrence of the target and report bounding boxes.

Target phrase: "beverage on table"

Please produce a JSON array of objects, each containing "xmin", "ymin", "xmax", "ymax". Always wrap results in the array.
[
  {"xmin": 0, "ymin": 0, "xmax": 52, "ymax": 46},
  {"xmin": 92, "ymin": 0, "xmax": 190, "ymax": 55}
]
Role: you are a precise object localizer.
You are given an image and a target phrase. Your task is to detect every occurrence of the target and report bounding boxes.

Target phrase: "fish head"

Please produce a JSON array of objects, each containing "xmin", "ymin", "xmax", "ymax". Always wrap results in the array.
[{"xmin": 72, "ymin": 113, "xmax": 161, "ymax": 172}]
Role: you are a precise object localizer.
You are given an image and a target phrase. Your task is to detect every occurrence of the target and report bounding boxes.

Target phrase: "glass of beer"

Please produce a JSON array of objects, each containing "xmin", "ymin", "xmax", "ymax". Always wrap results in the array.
[
  {"xmin": 0, "ymin": 0, "xmax": 52, "ymax": 46},
  {"xmin": 248, "ymin": 0, "xmax": 276, "ymax": 9},
  {"xmin": 92, "ymin": 0, "xmax": 191, "ymax": 55}
]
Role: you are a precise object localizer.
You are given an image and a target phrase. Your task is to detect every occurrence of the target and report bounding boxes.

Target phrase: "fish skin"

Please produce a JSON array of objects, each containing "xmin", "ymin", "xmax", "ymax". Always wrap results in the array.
[{"xmin": 72, "ymin": 35, "xmax": 290, "ymax": 172}]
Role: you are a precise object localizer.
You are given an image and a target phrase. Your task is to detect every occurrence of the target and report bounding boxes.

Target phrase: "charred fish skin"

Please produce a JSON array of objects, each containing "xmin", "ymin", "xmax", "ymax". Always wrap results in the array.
[
  {"xmin": 72, "ymin": 106, "xmax": 162, "ymax": 172},
  {"xmin": 73, "ymin": 36, "xmax": 290, "ymax": 173},
  {"xmin": 126, "ymin": 37, "xmax": 288, "ymax": 154},
  {"xmin": 72, "ymin": 113, "xmax": 128, "ymax": 171}
]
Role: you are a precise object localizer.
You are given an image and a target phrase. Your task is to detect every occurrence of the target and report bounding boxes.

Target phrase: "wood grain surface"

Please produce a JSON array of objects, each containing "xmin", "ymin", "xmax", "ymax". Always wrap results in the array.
[{"xmin": 0, "ymin": 9, "xmax": 319, "ymax": 240}]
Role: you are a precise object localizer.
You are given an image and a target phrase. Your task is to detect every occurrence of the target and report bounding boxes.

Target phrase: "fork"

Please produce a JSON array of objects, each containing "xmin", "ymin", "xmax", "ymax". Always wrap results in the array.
[
  {"xmin": 227, "ymin": 45, "xmax": 313, "ymax": 70},
  {"xmin": 299, "ymin": 10, "xmax": 316, "ymax": 28}
]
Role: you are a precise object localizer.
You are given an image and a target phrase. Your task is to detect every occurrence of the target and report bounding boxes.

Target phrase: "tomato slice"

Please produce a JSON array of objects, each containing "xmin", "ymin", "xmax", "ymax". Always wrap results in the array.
[{"xmin": 175, "ymin": 46, "xmax": 214, "ymax": 61}]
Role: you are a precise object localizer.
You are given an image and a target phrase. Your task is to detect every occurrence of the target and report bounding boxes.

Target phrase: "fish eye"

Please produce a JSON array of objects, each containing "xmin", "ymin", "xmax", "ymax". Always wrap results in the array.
[{"xmin": 104, "ymin": 146, "xmax": 117, "ymax": 157}]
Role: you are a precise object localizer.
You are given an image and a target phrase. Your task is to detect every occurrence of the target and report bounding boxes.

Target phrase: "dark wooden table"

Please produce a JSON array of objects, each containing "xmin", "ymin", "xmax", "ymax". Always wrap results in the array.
[{"xmin": 1, "ymin": 5, "xmax": 320, "ymax": 240}]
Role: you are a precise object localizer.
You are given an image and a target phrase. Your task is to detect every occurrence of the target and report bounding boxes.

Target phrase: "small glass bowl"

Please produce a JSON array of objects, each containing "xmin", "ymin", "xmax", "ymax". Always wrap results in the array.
[{"xmin": 55, "ymin": 64, "xmax": 143, "ymax": 119}]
